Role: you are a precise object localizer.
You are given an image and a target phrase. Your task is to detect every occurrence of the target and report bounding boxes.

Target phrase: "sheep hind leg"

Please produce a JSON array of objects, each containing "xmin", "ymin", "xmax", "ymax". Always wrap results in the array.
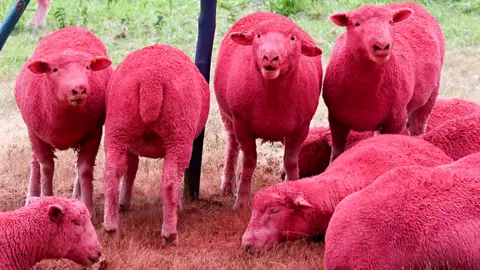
[
  {"xmin": 220, "ymin": 113, "xmax": 239, "ymax": 195},
  {"xmin": 329, "ymin": 117, "xmax": 350, "ymax": 164},
  {"xmin": 119, "ymin": 152, "xmax": 139, "ymax": 212},
  {"xmin": 408, "ymin": 87, "xmax": 439, "ymax": 136},
  {"xmin": 283, "ymin": 124, "xmax": 309, "ymax": 181}
]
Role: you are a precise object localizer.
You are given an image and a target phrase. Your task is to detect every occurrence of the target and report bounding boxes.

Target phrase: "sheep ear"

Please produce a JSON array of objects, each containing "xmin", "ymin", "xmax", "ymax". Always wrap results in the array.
[
  {"xmin": 48, "ymin": 204, "xmax": 65, "ymax": 224},
  {"xmin": 330, "ymin": 12, "xmax": 349, "ymax": 27},
  {"xmin": 27, "ymin": 60, "xmax": 50, "ymax": 74},
  {"xmin": 301, "ymin": 41, "xmax": 322, "ymax": 57},
  {"xmin": 90, "ymin": 56, "xmax": 112, "ymax": 71},
  {"xmin": 293, "ymin": 196, "xmax": 314, "ymax": 209},
  {"xmin": 230, "ymin": 31, "xmax": 254, "ymax": 46},
  {"xmin": 393, "ymin": 8, "xmax": 414, "ymax": 23}
]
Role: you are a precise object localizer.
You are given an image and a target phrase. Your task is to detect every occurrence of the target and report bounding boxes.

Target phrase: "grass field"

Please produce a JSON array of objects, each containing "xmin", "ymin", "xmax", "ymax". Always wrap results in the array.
[{"xmin": 0, "ymin": 0, "xmax": 479, "ymax": 269}]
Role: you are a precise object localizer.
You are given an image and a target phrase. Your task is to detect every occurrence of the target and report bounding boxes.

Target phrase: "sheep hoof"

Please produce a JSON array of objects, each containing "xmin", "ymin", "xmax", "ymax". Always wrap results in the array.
[
  {"xmin": 162, "ymin": 233, "xmax": 179, "ymax": 246},
  {"xmin": 103, "ymin": 222, "xmax": 118, "ymax": 233},
  {"xmin": 119, "ymin": 203, "xmax": 131, "ymax": 212}
]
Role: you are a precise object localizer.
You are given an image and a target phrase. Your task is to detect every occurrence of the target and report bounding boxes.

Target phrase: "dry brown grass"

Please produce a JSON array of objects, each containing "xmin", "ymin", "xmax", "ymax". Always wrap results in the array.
[{"xmin": 0, "ymin": 47, "xmax": 478, "ymax": 270}]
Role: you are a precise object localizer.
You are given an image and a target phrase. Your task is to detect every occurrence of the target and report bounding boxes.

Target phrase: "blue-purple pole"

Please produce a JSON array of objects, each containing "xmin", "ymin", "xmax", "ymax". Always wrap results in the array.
[{"xmin": 0, "ymin": 0, "xmax": 31, "ymax": 51}]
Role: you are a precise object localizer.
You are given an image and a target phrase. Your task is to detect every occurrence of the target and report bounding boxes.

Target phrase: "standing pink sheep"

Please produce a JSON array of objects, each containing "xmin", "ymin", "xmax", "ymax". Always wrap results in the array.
[
  {"xmin": 241, "ymin": 134, "xmax": 452, "ymax": 253},
  {"xmin": 28, "ymin": 0, "xmax": 53, "ymax": 29},
  {"xmin": 214, "ymin": 11, "xmax": 323, "ymax": 209},
  {"xmin": 281, "ymin": 98, "xmax": 480, "ymax": 179},
  {"xmin": 323, "ymin": 2, "xmax": 445, "ymax": 163},
  {"xmin": 0, "ymin": 196, "xmax": 102, "ymax": 269},
  {"xmin": 324, "ymin": 153, "xmax": 480, "ymax": 270},
  {"xmin": 15, "ymin": 27, "xmax": 113, "ymax": 218},
  {"xmin": 102, "ymin": 44, "xmax": 210, "ymax": 245}
]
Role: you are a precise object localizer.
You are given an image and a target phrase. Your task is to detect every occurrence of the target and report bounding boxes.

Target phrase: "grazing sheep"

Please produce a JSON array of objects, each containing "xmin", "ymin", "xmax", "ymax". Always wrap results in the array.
[
  {"xmin": 214, "ymin": 11, "xmax": 323, "ymax": 209},
  {"xmin": 422, "ymin": 113, "xmax": 480, "ymax": 161},
  {"xmin": 0, "ymin": 196, "xmax": 102, "ymax": 269},
  {"xmin": 27, "ymin": 0, "xmax": 53, "ymax": 29},
  {"xmin": 280, "ymin": 98, "xmax": 480, "ymax": 179},
  {"xmin": 324, "ymin": 153, "xmax": 480, "ymax": 270},
  {"xmin": 14, "ymin": 27, "xmax": 113, "ymax": 218},
  {"xmin": 102, "ymin": 44, "xmax": 210, "ymax": 245},
  {"xmin": 241, "ymin": 135, "xmax": 452, "ymax": 253},
  {"xmin": 323, "ymin": 2, "xmax": 445, "ymax": 163}
]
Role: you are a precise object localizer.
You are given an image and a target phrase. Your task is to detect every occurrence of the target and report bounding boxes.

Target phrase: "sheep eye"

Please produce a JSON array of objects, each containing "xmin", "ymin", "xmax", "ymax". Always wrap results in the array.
[
  {"xmin": 86, "ymin": 66, "xmax": 90, "ymax": 70},
  {"xmin": 354, "ymin": 23, "xmax": 360, "ymax": 27},
  {"xmin": 256, "ymin": 34, "xmax": 260, "ymax": 38},
  {"xmin": 52, "ymin": 68, "xmax": 58, "ymax": 72},
  {"xmin": 73, "ymin": 220, "xmax": 83, "ymax": 226},
  {"xmin": 270, "ymin": 209, "xmax": 280, "ymax": 215},
  {"xmin": 291, "ymin": 36, "xmax": 296, "ymax": 41}
]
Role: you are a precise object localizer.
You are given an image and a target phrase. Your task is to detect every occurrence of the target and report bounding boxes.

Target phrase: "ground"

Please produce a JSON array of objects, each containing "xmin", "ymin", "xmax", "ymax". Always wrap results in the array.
[{"xmin": 0, "ymin": 0, "xmax": 478, "ymax": 269}]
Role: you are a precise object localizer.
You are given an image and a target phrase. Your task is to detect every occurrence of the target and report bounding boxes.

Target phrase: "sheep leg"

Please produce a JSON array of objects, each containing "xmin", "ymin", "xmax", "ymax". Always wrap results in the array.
[
  {"xmin": 75, "ymin": 126, "xmax": 103, "ymax": 219},
  {"xmin": 25, "ymin": 153, "xmax": 41, "ymax": 205},
  {"xmin": 233, "ymin": 119, "xmax": 257, "ymax": 210},
  {"xmin": 220, "ymin": 112, "xmax": 239, "ymax": 195},
  {"xmin": 72, "ymin": 167, "xmax": 81, "ymax": 200},
  {"xmin": 283, "ymin": 124, "xmax": 309, "ymax": 181},
  {"xmin": 161, "ymin": 150, "xmax": 190, "ymax": 246},
  {"xmin": 381, "ymin": 112, "xmax": 408, "ymax": 134},
  {"xmin": 119, "ymin": 152, "xmax": 139, "ymax": 212},
  {"xmin": 27, "ymin": 132, "xmax": 55, "ymax": 202},
  {"xmin": 408, "ymin": 87, "xmax": 439, "ymax": 136},
  {"xmin": 27, "ymin": 0, "xmax": 52, "ymax": 29},
  {"xmin": 103, "ymin": 143, "xmax": 128, "ymax": 233},
  {"xmin": 329, "ymin": 117, "xmax": 350, "ymax": 164}
]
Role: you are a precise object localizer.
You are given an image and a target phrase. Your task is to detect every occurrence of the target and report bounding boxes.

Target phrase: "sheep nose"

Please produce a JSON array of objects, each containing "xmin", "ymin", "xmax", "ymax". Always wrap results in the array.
[
  {"xmin": 373, "ymin": 43, "xmax": 391, "ymax": 51},
  {"xmin": 263, "ymin": 53, "xmax": 280, "ymax": 62},
  {"xmin": 244, "ymin": 244, "xmax": 253, "ymax": 252},
  {"xmin": 97, "ymin": 251, "xmax": 102, "ymax": 257},
  {"xmin": 71, "ymin": 88, "xmax": 87, "ymax": 96}
]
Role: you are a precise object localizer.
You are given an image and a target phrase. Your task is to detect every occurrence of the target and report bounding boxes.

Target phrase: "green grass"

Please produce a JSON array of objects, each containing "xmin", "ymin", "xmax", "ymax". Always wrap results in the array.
[{"xmin": 0, "ymin": 0, "xmax": 479, "ymax": 76}]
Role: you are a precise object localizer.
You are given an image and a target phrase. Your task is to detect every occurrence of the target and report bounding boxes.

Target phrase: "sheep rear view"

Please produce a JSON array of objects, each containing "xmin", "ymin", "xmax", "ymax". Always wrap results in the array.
[
  {"xmin": 14, "ymin": 26, "xmax": 113, "ymax": 218},
  {"xmin": 214, "ymin": 11, "xmax": 323, "ymax": 209},
  {"xmin": 103, "ymin": 44, "xmax": 210, "ymax": 246},
  {"xmin": 323, "ymin": 1, "xmax": 445, "ymax": 163},
  {"xmin": 0, "ymin": 196, "xmax": 102, "ymax": 269}
]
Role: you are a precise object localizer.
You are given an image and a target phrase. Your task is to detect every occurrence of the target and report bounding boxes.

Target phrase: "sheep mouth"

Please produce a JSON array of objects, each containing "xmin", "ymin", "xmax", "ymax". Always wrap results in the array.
[
  {"xmin": 69, "ymin": 98, "xmax": 86, "ymax": 106},
  {"xmin": 261, "ymin": 65, "xmax": 280, "ymax": 80},
  {"xmin": 84, "ymin": 256, "xmax": 100, "ymax": 266},
  {"xmin": 370, "ymin": 52, "xmax": 391, "ymax": 63}
]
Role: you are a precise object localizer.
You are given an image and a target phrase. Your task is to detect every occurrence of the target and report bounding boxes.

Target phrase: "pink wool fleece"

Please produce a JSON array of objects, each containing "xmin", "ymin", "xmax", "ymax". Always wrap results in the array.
[
  {"xmin": 14, "ymin": 26, "xmax": 113, "ymax": 218},
  {"xmin": 102, "ymin": 44, "xmax": 210, "ymax": 245},
  {"xmin": 283, "ymin": 98, "xmax": 479, "ymax": 179},
  {"xmin": 323, "ymin": 2, "xmax": 445, "ymax": 163},
  {"xmin": 214, "ymin": 11, "xmax": 323, "ymax": 209},
  {"xmin": 0, "ymin": 196, "xmax": 102, "ymax": 269},
  {"xmin": 324, "ymin": 153, "xmax": 480, "ymax": 270},
  {"xmin": 241, "ymin": 134, "xmax": 453, "ymax": 253}
]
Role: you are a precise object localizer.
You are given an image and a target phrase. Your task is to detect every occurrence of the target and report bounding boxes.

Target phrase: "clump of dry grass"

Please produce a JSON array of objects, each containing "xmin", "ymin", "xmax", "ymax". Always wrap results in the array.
[{"xmin": 0, "ymin": 37, "xmax": 478, "ymax": 270}]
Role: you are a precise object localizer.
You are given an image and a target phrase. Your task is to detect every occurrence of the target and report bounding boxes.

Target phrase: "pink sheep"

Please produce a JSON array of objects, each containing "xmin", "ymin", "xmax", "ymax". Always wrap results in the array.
[
  {"xmin": 14, "ymin": 27, "xmax": 113, "ymax": 218},
  {"xmin": 102, "ymin": 44, "xmax": 210, "ymax": 245},
  {"xmin": 422, "ymin": 113, "xmax": 480, "ymax": 161},
  {"xmin": 280, "ymin": 98, "xmax": 480, "ymax": 179},
  {"xmin": 214, "ymin": 11, "xmax": 323, "ymax": 209},
  {"xmin": 323, "ymin": 2, "xmax": 445, "ymax": 163},
  {"xmin": 324, "ymin": 153, "xmax": 480, "ymax": 270},
  {"xmin": 27, "ymin": 0, "xmax": 53, "ymax": 29},
  {"xmin": 0, "ymin": 196, "xmax": 102, "ymax": 269},
  {"xmin": 241, "ymin": 134, "xmax": 452, "ymax": 253}
]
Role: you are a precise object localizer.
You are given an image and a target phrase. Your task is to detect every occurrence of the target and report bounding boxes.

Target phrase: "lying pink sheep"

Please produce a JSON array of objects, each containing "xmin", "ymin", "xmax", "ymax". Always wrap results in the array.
[
  {"xmin": 281, "ymin": 98, "xmax": 480, "ymax": 179},
  {"xmin": 0, "ymin": 196, "xmax": 102, "ymax": 269},
  {"xmin": 15, "ymin": 27, "xmax": 113, "ymax": 217},
  {"xmin": 102, "ymin": 44, "xmax": 210, "ymax": 245},
  {"xmin": 214, "ymin": 11, "xmax": 323, "ymax": 209},
  {"xmin": 241, "ymin": 134, "xmax": 452, "ymax": 253},
  {"xmin": 422, "ymin": 113, "xmax": 480, "ymax": 161},
  {"xmin": 324, "ymin": 153, "xmax": 480, "ymax": 269},
  {"xmin": 323, "ymin": 2, "xmax": 445, "ymax": 163}
]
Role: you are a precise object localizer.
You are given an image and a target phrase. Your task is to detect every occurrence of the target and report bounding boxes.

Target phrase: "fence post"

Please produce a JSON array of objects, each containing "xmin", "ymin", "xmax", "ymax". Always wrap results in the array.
[
  {"xmin": 183, "ymin": 0, "xmax": 217, "ymax": 201},
  {"xmin": 0, "ymin": 0, "xmax": 31, "ymax": 51}
]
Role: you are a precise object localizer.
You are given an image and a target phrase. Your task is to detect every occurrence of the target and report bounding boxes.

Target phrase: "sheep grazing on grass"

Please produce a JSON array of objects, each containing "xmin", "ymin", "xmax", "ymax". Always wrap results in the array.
[
  {"xmin": 0, "ymin": 196, "xmax": 102, "ymax": 269},
  {"xmin": 14, "ymin": 27, "xmax": 113, "ymax": 218},
  {"xmin": 282, "ymin": 97, "xmax": 480, "ymax": 179},
  {"xmin": 422, "ymin": 113, "xmax": 480, "ymax": 161},
  {"xmin": 241, "ymin": 135, "xmax": 452, "ymax": 253},
  {"xmin": 323, "ymin": 2, "xmax": 445, "ymax": 163},
  {"xmin": 102, "ymin": 44, "xmax": 210, "ymax": 245},
  {"xmin": 214, "ymin": 11, "xmax": 323, "ymax": 209},
  {"xmin": 324, "ymin": 153, "xmax": 480, "ymax": 270}
]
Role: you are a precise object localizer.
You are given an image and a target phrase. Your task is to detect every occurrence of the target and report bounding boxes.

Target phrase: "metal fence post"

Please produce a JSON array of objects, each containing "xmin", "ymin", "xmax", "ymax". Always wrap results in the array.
[{"xmin": 0, "ymin": 0, "xmax": 31, "ymax": 51}]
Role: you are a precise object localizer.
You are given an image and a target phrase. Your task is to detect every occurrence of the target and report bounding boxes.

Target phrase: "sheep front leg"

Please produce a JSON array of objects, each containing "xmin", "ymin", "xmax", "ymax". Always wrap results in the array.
[
  {"xmin": 283, "ymin": 124, "xmax": 309, "ymax": 181},
  {"xmin": 233, "ymin": 119, "xmax": 257, "ymax": 210},
  {"xmin": 103, "ymin": 144, "xmax": 128, "ymax": 233},
  {"xmin": 220, "ymin": 113, "xmax": 239, "ymax": 195},
  {"xmin": 26, "ymin": 132, "xmax": 55, "ymax": 205},
  {"xmin": 161, "ymin": 150, "xmax": 190, "ymax": 246},
  {"xmin": 26, "ymin": 153, "xmax": 41, "ymax": 205},
  {"xmin": 75, "ymin": 126, "xmax": 103, "ymax": 219},
  {"xmin": 329, "ymin": 117, "xmax": 350, "ymax": 164},
  {"xmin": 119, "ymin": 152, "xmax": 139, "ymax": 212}
]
